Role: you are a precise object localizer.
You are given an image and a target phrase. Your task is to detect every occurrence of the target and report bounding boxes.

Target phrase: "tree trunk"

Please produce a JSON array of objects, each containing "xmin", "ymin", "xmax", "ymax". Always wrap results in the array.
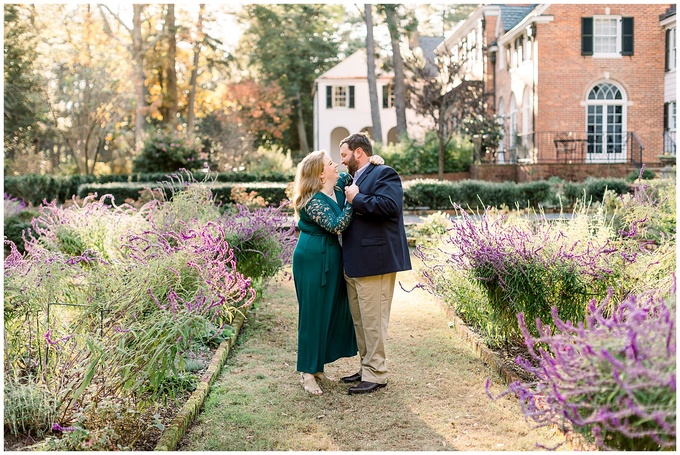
[
  {"xmin": 365, "ymin": 4, "xmax": 382, "ymax": 143},
  {"xmin": 164, "ymin": 4, "xmax": 178, "ymax": 128},
  {"xmin": 187, "ymin": 4, "xmax": 204, "ymax": 140},
  {"xmin": 133, "ymin": 5, "xmax": 145, "ymax": 148},
  {"xmin": 296, "ymin": 91, "xmax": 309, "ymax": 154},
  {"xmin": 384, "ymin": 4, "xmax": 407, "ymax": 140}
]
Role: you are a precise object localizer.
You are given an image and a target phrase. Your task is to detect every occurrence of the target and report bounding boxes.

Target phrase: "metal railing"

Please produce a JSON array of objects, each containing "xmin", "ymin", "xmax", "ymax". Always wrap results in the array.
[
  {"xmin": 663, "ymin": 131, "xmax": 676, "ymax": 156},
  {"xmin": 491, "ymin": 131, "xmax": 644, "ymax": 165}
]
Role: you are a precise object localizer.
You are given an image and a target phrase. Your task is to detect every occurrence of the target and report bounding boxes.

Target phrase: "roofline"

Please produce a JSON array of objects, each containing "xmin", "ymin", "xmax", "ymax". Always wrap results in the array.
[
  {"xmin": 497, "ymin": 5, "xmax": 554, "ymax": 46},
  {"xmin": 437, "ymin": 5, "xmax": 500, "ymax": 54},
  {"xmin": 315, "ymin": 75, "xmax": 394, "ymax": 81},
  {"xmin": 660, "ymin": 13, "xmax": 675, "ymax": 27},
  {"xmin": 659, "ymin": 5, "xmax": 676, "ymax": 22}
]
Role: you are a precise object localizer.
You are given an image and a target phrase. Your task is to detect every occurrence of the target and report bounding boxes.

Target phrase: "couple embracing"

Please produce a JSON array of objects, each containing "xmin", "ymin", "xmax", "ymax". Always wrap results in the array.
[{"xmin": 291, "ymin": 132, "xmax": 411, "ymax": 396}]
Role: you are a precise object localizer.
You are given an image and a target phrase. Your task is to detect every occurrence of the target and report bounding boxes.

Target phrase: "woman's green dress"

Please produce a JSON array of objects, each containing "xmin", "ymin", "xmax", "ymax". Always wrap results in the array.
[{"xmin": 293, "ymin": 174, "xmax": 357, "ymax": 374}]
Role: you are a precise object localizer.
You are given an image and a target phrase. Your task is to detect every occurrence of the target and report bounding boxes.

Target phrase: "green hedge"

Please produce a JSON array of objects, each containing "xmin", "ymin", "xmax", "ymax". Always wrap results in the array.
[
  {"xmin": 5, "ymin": 172, "xmax": 633, "ymax": 211},
  {"xmin": 563, "ymin": 178, "xmax": 631, "ymax": 205},
  {"xmin": 403, "ymin": 179, "xmax": 557, "ymax": 210},
  {"xmin": 77, "ymin": 182, "xmax": 290, "ymax": 206},
  {"xmin": 4, "ymin": 171, "xmax": 294, "ymax": 205}
]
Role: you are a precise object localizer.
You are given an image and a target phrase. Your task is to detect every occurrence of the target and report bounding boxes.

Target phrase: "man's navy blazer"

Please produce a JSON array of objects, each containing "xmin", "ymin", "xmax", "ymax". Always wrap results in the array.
[{"xmin": 342, "ymin": 164, "xmax": 412, "ymax": 278}]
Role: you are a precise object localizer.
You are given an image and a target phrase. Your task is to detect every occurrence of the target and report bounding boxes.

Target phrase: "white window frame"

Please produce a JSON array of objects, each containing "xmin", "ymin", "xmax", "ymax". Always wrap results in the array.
[
  {"xmin": 584, "ymin": 81, "xmax": 628, "ymax": 162},
  {"xmin": 670, "ymin": 102, "xmax": 677, "ymax": 132},
  {"xmin": 333, "ymin": 86, "xmax": 348, "ymax": 108},
  {"xmin": 593, "ymin": 16, "xmax": 622, "ymax": 58},
  {"xmin": 669, "ymin": 27, "xmax": 677, "ymax": 71}
]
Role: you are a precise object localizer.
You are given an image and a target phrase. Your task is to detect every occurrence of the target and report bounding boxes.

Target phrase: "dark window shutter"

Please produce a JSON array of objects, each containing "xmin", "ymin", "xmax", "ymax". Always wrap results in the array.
[
  {"xmin": 382, "ymin": 85, "xmax": 388, "ymax": 108},
  {"xmin": 349, "ymin": 85, "xmax": 355, "ymax": 108},
  {"xmin": 665, "ymin": 29, "xmax": 671, "ymax": 71},
  {"xmin": 581, "ymin": 17, "xmax": 593, "ymax": 56},
  {"xmin": 621, "ymin": 17, "xmax": 634, "ymax": 56},
  {"xmin": 326, "ymin": 86, "xmax": 333, "ymax": 108},
  {"xmin": 664, "ymin": 102, "xmax": 669, "ymax": 130}
]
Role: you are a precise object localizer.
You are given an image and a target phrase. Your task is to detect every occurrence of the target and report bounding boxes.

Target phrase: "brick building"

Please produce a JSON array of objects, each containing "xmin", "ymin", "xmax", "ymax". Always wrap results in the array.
[
  {"xmin": 440, "ymin": 4, "xmax": 676, "ymax": 181},
  {"xmin": 661, "ymin": 5, "xmax": 677, "ymax": 157}
]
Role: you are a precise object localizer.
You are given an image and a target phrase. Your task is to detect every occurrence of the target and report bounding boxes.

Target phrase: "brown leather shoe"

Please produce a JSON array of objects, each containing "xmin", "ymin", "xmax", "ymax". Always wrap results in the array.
[
  {"xmin": 340, "ymin": 372, "xmax": 362, "ymax": 383},
  {"xmin": 348, "ymin": 381, "xmax": 387, "ymax": 395}
]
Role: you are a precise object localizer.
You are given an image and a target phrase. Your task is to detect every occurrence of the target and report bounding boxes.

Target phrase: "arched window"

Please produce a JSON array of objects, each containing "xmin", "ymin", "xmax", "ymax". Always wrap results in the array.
[{"xmin": 586, "ymin": 82, "xmax": 627, "ymax": 162}]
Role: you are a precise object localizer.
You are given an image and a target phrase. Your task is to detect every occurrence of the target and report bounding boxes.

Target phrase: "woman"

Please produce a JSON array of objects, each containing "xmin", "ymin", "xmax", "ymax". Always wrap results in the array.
[{"xmin": 291, "ymin": 150, "xmax": 381, "ymax": 395}]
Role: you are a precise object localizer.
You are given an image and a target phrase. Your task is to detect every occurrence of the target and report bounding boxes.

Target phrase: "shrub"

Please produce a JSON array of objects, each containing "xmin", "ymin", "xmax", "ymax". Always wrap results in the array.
[
  {"xmin": 77, "ymin": 181, "xmax": 290, "ymax": 207},
  {"xmin": 4, "ymin": 192, "xmax": 27, "ymax": 217},
  {"xmin": 411, "ymin": 211, "xmax": 451, "ymax": 238},
  {"xmin": 403, "ymin": 179, "xmax": 558, "ymax": 211},
  {"xmin": 563, "ymin": 177, "xmax": 630, "ymax": 205},
  {"xmin": 625, "ymin": 167, "xmax": 655, "ymax": 182},
  {"xmin": 3, "ymin": 174, "xmax": 99, "ymax": 206},
  {"xmin": 4, "ymin": 377, "xmax": 59, "ymax": 437},
  {"xmin": 132, "ymin": 130, "xmax": 205, "ymax": 173},
  {"xmin": 4, "ymin": 193, "xmax": 39, "ymax": 255},
  {"xmin": 4, "ymin": 171, "xmax": 294, "ymax": 207},
  {"xmin": 2, "ymin": 172, "xmax": 298, "ymax": 437},
  {"xmin": 415, "ymin": 203, "xmax": 640, "ymax": 344},
  {"xmin": 375, "ymin": 131, "xmax": 473, "ymax": 175},
  {"xmin": 221, "ymin": 203, "xmax": 297, "ymax": 285},
  {"xmin": 608, "ymin": 178, "xmax": 676, "ymax": 245},
  {"xmin": 403, "ymin": 179, "xmax": 456, "ymax": 209},
  {"xmin": 230, "ymin": 186, "xmax": 267, "ymax": 209},
  {"xmin": 42, "ymin": 397, "xmax": 147, "ymax": 450},
  {"xmin": 243, "ymin": 145, "xmax": 294, "ymax": 176},
  {"xmin": 495, "ymin": 286, "xmax": 676, "ymax": 451}
]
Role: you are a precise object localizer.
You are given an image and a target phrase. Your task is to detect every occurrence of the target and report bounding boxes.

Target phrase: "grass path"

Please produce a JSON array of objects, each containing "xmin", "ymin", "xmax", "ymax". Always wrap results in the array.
[{"xmin": 178, "ymin": 268, "xmax": 568, "ymax": 451}]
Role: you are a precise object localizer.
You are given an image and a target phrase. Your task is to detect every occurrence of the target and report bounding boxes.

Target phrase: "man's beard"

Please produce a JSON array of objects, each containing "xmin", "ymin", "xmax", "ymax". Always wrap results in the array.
[{"xmin": 346, "ymin": 155, "xmax": 359, "ymax": 176}]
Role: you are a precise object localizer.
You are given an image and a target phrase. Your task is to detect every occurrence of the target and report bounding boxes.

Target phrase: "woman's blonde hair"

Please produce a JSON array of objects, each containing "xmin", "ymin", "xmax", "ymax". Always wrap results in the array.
[{"xmin": 292, "ymin": 150, "xmax": 327, "ymax": 216}]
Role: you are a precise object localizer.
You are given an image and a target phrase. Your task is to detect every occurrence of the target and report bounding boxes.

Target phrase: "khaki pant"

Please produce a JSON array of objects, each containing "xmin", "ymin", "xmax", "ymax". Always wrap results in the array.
[{"xmin": 344, "ymin": 272, "xmax": 396, "ymax": 384}]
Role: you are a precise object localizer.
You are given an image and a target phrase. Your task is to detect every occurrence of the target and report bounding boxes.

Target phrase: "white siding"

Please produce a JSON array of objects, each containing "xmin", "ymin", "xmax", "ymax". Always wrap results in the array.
[
  {"xmin": 314, "ymin": 50, "xmax": 432, "ymax": 167},
  {"xmin": 665, "ymin": 70, "xmax": 676, "ymax": 103}
]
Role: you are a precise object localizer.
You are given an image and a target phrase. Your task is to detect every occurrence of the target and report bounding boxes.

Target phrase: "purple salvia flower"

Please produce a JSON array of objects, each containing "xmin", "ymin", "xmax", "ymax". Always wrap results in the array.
[
  {"xmin": 52, "ymin": 423, "xmax": 77, "ymax": 432},
  {"xmin": 491, "ymin": 281, "xmax": 676, "ymax": 450},
  {"xmin": 44, "ymin": 330, "xmax": 74, "ymax": 347}
]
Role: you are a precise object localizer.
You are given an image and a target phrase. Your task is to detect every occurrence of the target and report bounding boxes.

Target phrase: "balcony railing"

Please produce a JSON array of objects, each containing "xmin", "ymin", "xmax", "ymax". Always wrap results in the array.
[
  {"xmin": 663, "ymin": 131, "xmax": 676, "ymax": 156},
  {"xmin": 489, "ymin": 131, "xmax": 644, "ymax": 166}
]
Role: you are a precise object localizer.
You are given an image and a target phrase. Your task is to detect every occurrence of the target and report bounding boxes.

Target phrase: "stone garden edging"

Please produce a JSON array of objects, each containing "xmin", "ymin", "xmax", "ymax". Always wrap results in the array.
[
  {"xmin": 154, "ymin": 309, "xmax": 248, "ymax": 451},
  {"xmin": 441, "ymin": 304, "xmax": 596, "ymax": 451}
]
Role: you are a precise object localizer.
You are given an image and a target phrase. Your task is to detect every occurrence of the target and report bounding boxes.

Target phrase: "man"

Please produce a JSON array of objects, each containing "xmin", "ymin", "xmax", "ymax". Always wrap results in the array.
[{"xmin": 339, "ymin": 132, "xmax": 411, "ymax": 395}]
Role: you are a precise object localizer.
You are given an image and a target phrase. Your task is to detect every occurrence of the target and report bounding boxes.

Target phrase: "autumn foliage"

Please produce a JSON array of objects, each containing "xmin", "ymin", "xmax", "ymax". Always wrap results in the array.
[{"xmin": 223, "ymin": 79, "xmax": 292, "ymax": 146}]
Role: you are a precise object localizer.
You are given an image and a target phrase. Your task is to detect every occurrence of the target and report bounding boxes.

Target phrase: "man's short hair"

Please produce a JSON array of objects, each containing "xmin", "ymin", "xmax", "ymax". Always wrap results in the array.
[{"xmin": 339, "ymin": 132, "xmax": 373, "ymax": 156}]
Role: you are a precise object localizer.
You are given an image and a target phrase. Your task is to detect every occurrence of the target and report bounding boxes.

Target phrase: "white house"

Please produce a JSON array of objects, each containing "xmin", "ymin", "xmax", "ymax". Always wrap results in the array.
[
  {"xmin": 661, "ymin": 5, "xmax": 676, "ymax": 155},
  {"xmin": 313, "ymin": 39, "xmax": 442, "ymax": 167}
]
